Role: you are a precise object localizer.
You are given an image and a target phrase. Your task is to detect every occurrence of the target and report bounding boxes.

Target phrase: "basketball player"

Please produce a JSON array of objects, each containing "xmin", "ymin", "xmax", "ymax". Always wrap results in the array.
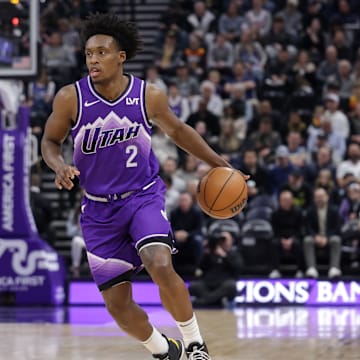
[{"xmin": 41, "ymin": 13, "xmax": 246, "ymax": 360}]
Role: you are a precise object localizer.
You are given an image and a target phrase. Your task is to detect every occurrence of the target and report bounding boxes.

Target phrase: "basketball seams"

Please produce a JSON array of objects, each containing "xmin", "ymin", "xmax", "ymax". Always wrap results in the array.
[
  {"xmin": 202, "ymin": 167, "xmax": 218, "ymax": 209},
  {"xmin": 208, "ymin": 170, "xmax": 235, "ymax": 213},
  {"xmin": 211, "ymin": 179, "xmax": 247, "ymax": 212}
]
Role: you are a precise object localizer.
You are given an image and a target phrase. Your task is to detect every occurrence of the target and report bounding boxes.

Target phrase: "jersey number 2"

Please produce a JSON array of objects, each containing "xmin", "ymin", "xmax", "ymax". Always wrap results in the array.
[{"xmin": 126, "ymin": 145, "xmax": 138, "ymax": 168}]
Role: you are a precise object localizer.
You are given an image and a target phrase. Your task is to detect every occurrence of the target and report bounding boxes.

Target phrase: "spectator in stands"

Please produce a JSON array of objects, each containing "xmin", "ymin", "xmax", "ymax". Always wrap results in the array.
[
  {"xmin": 307, "ymin": 117, "xmax": 346, "ymax": 164},
  {"xmin": 189, "ymin": 231, "xmax": 243, "ymax": 307},
  {"xmin": 206, "ymin": 33, "xmax": 234, "ymax": 75},
  {"xmin": 30, "ymin": 171, "xmax": 53, "ymax": 244},
  {"xmin": 191, "ymin": 80, "xmax": 224, "ymax": 117},
  {"xmin": 176, "ymin": 154, "xmax": 199, "ymax": 185},
  {"xmin": 303, "ymin": 187, "xmax": 342, "ymax": 278},
  {"xmin": 316, "ymin": 45, "xmax": 339, "ymax": 85},
  {"xmin": 305, "ymin": 146, "xmax": 336, "ymax": 185},
  {"xmin": 315, "ymin": 168, "xmax": 341, "ymax": 205},
  {"xmin": 240, "ymin": 149, "xmax": 270, "ymax": 194},
  {"xmin": 287, "ymin": 111, "xmax": 307, "ymax": 139},
  {"xmin": 145, "ymin": 66, "xmax": 167, "ymax": 93},
  {"xmin": 218, "ymin": 1, "xmax": 246, "ymax": 43},
  {"xmin": 350, "ymin": 103, "xmax": 360, "ymax": 144},
  {"xmin": 269, "ymin": 190, "xmax": 304, "ymax": 278},
  {"xmin": 161, "ymin": 157, "xmax": 186, "ymax": 192},
  {"xmin": 327, "ymin": 60, "xmax": 355, "ymax": 101},
  {"xmin": 247, "ymin": 116, "xmax": 282, "ymax": 164},
  {"xmin": 154, "ymin": 30, "xmax": 181, "ymax": 76},
  {"xmin": 182, "ymin": 33, "xmax": 206, "ymax": 77},
  {"xmin": 42, "ymin": 31, "xmax": 77, "ymax": 87},
  {"xmin": 234, "ymin": 27, "xmax": 267, "ymax": 81},
  {"xmin": 170, "ymin": 191, "xmax": 204, "ymax": 276},
  {"xmin": 332, "ymin": 28, "xmax": 353, "ymax": 62},
  {"xmin": 152, "ymin": 128, "xmax": 179, "ymax": 165},
  {"xmin": 349, "ymin": 80, "xmax": 360, "ymax": 114},
  {"xmin": 186, "ymin": 99, "xmax": 220, "ymax": 136},
  {"xmin": 168, "ymin": 83, "xmax": 191, "ymax": 123},
  {"xmin": 281, "ymin": 167, "xmax": 313, "ymax": 210},
  {"xmin": 213, "ymin": 118, "xmax": 242, "ymax": 157},
  {"xmin": 291, "ymin": 49, "xmax": 317, "ymax": 94},
  {"xmin": 171, "ymin": 61, "xmax": 200, "ymax": 98},
  {"xmin": 66, "ymin": 202, "xmax": 85, "ymax": 277},
  {"xmin": 324, "ymin": 92, "xmax": 349, "ymax": 138},
  {"xmin": 336, "ymin": 142, "xmax": 360, "ymax": 189},
  {"xmin": 186, "ymin": 1, "xmax": 216, "ymax": 42},
  {"xmin": 262, "ymin": 14, "xmax": 292, "ymax": 60},
  {"xmin": 285, "ymin": 131, "xmax": 308, "ymax": 167},
  {"xmin": 245, "ymin": 0, "xmax": 272, "ymax": 39},
  {"xmin": 207, "ymin": 69, "xmax": 226, "ymax": 98},
  {"xmin": 268, "ymin": 145, "xmax": 295, "ymax": 196},
  {"xmin": 276, "ymin": 0, "xmax": 302, "ymax": 43},
  {"xmin": 302, "ymin": 16, "xmax": 325, "ymax": 64},
  {"xmin": 224, "ymin": 61, "xmax": 257, "ymax": 100},
  {"xmin": 27, "ymin": 67, "xmax": 56, "ymax": 142},
  {"xmin": 162, "ymin": 173, "xmax": 180, "ymax": 217}
]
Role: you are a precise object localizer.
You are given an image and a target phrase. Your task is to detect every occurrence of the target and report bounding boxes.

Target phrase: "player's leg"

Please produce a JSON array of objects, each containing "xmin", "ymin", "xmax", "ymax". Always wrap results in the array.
[{"xmin": 139, "ymin": 243, "xmax": 211, "ymax": 359}]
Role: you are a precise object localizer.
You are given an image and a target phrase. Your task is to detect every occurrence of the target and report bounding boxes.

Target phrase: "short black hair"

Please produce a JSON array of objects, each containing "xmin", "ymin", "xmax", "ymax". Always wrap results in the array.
[{"xmin": 81, "ymin": 13, "xmax": 142, "ymax": 60}]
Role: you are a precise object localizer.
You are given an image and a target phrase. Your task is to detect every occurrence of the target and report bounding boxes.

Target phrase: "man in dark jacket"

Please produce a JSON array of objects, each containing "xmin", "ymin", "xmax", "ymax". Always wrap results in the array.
[
  {"xmin": 303, "ymin": 187, "xmax": 342, "ymax": 278},
  {"xmin": 189, "ymin": 231, "xmax": 243, "ymax": 307},
  {"xmin": 269, "ymin": 190, "xmax": 304, "ymax": 278}
]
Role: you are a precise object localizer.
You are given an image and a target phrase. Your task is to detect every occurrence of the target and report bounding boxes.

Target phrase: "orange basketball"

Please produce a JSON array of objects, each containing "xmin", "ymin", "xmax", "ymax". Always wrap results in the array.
[{"xmin": 197, "ymin": 167, "xmax": 248, "ymax": 219}]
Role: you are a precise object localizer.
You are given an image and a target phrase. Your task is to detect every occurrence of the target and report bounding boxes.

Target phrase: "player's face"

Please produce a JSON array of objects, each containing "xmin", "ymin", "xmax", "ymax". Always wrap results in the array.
[{"xmin": 85, "ymin": 35, "xmax": 126, "ymax": 84}]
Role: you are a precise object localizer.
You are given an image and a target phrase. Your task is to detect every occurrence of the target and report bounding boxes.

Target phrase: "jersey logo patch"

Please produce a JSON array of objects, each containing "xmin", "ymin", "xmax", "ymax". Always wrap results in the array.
[
  {"xmin": 126, "ymin": 97, "xmax": 139, "ymax": 105},
  {"xmin": 84, "ymin": 100, "xmax": 100, "ymax": 107}
]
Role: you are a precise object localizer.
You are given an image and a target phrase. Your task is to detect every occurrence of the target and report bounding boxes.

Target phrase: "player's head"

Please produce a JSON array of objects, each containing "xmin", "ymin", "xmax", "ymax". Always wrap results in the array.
[{"xmin": 82, "ymin": 13, "xmax": 142, "ymax": 83}]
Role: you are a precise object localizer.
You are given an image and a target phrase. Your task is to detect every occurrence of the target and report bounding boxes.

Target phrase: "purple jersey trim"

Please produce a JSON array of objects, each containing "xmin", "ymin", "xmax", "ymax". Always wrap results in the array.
[
  {"xmin": 140, "ymin": 81, "xmax": 152, "ymax": 129},
  {"xmin": 72, "ymin": 82, "xmax": 82, "ymax": 131}
]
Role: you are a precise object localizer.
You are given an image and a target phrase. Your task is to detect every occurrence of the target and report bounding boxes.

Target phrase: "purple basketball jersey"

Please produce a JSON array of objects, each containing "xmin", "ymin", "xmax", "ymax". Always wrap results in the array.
[{"xmin": 71, "ymin": 74, "xmax": 160, "ymax": 195}]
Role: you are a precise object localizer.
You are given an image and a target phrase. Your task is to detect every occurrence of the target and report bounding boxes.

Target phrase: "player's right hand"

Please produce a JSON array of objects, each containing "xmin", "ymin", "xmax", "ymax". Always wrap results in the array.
[{"xmin": 54, "ymin": 164, "xmax": 80, "ymax": 190}]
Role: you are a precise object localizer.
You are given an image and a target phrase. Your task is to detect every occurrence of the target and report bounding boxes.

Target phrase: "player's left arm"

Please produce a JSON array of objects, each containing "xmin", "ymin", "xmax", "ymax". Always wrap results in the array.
[{"xmin": 146, "ymin": 85, "xmax": 247, "ymax": 176}]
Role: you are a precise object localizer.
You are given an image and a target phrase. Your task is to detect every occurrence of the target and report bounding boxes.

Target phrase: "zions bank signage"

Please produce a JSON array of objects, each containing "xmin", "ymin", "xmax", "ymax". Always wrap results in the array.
[{"xmin": 235, "ymin": 280, "xmax": 360, "ymax": 305}]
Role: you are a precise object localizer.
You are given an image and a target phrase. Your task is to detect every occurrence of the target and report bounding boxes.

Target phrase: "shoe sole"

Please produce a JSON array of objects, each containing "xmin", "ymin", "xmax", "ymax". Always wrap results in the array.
[{"xmin": 179, "ymin": 340, "xmax": 187, "ymax": 360}]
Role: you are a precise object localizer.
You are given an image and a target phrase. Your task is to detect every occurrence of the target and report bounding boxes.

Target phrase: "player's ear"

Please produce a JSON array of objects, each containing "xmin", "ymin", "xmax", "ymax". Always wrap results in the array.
[{"xmin": 119, "ymin": 50, "xmax": 126, "ymax": 63}]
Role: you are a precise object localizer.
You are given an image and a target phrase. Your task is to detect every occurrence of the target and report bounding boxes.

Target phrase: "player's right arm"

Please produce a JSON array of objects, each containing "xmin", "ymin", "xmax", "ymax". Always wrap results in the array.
[{"xmin": 41, "ymin": 85, "xmax": 80, "ymax": 190}]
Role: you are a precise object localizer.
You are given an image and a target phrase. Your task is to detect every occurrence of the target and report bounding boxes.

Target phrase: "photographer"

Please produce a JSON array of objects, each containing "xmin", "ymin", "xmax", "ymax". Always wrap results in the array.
[{"xmin": 189, "ymin": 231, "xmax": 243, "ymax": 307}]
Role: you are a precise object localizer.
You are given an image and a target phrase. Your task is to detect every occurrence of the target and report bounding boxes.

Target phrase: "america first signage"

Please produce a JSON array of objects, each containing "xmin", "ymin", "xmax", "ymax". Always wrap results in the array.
[{"xmin": 0, "ymin": 107, "xmax": 65, "ymax": 305}]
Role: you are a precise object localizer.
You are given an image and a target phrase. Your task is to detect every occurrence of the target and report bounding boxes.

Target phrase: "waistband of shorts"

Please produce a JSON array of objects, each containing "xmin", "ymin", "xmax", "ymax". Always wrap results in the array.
[{"xmin": 84, "ymin": 180, "xmax": 156, "ymax": 203}]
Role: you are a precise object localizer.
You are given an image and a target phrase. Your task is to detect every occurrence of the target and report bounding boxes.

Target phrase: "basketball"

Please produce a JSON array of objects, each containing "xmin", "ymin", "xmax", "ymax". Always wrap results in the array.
[{"xmin": 197, "ymin": 167, "xmax": 248, "ymax": 219}]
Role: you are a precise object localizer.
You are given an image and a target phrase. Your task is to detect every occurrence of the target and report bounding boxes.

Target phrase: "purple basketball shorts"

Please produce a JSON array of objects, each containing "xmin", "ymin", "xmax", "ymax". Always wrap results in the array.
[{"xmin": 80, "ymin": 178, "xmax": 174, "ymax": 290}]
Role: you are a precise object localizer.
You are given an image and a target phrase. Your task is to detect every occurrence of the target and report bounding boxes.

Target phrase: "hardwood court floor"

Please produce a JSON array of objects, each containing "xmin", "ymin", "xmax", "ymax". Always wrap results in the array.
[{"xmin": 0, "ymin": 306, "xmax": 359, "ymax": 359}]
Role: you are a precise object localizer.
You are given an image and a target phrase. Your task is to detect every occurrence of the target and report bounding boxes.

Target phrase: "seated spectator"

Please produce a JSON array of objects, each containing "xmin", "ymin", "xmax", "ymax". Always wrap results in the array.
[
  {"xmin": 176, "ymin": 154, "xmax": 199, "ymax": 185},
  {"xmin": 152, "ymin": 127, "xmax": 179, "ymax": 165},
  {"xmin": 349, "ymin": 103, "xmax": 360, "ymax": 144},
  {"xmin": 336, "ymin": 142, "xmax": 360, "ymax": 189},
  {"xmin": 276, "ymin": 0, "xmax": 302, "ymax": 43},
  {"xmin": 315, "ymin": 169, "xmax": 341, "ymax": 205},
  {"xmin": 332, "ymin": 28, "xmax": 353, "ymax": 62},
  {"xmin": 186, "ymin": 99, "xmax": 220, "ymax": 136},
  {"xmin": 234, "ymin": 28, "xmax": 267, "ymax": 81},
  {"xmin": 182, "ymin": 32, "xmax": 206, "ymax": 77},
  {"xmin": 305, "ymin": 146, "xmax": 336, "ymax": 185},
  {"xmin": 316, "ymin": 45, "xmax": 339, "ymax": 86},
  {"xmin": 287, "ymin": 111, "xmax": 307, "ymax": 139},
  {"xmin": 171, "ymin": 62, "xmax": 200, "ymax": 98},
  {"xmin": 161, "ymin": 157, "xmax": 186, "ymax": 192},
  {"xmin": 206, "ymin": 33, "xmax": 234, "ymax": 75},
  {"xmin": 42, "ymin": 31, "xmax": 77, "ymax": 87},
  {"xmin": 168, "ymin": 83, "xmax": 191, "ymax": 123},
  {"xmin": 291, "ymin": 49, "xmax": 317, "ymax": 93},
  {"xmin": 186, "ymin": 0, "xmax": 216, "ymax": 42},
  {"xmin": 285, "ymin": 131, "xmax": 308, "ymax": 167},
  {"xmin": 349, "ymin": 79, "xmax": 360, "ymax": 114},
  {"xmin": 189, "ymin": 231, "xmax": 243, "ymax": 307},
  {"xmin": 302, "ymin": 16, "xmax": 325, "ymax": 64},
  {"xmin": 171, "ymin": 192, "xmax": 204, "ymax": 276},
  {"xmin": 145, "ymin": 65, "xmax": 167, "ymax": 93},
  {"xmin": 281, "ymin": 167, "xmax": 313, "ymax": 210},
  {"xmin": 207, "ymin": 69, "xmax": 226, "ymax": 98},
  {"xmin": 269, "ymin": 190, "xmax": 304, "ymax": 278},
  {"xmin": 218, "ymin": 1, "xmax": 247, "ymax": 43},
  {"xmin": 191, "ymin": 80, "xmax": 224, "ymax": 117},
  {"xmin": 268, "ymin": 145, "xmax": 295, "ymax": 196},
  {"xmin": 245, "ymin": 0, "xmax": 272, "ymax": 39},
  {"xmin": 240, "ymin": 149, "xmax": 270, "ymax": 194},
  {"xmin": 303, "ymin": 187, "xmax": 342, "ymax": 278},
  {"xmin": 162, "ymin": 173, "xmax": 180, "ymax": 217},
  {"xmin": 66, "ymin": 203, "xmax": 86, "ymax": 278},
  {"xmin": 246, "ymin": 116, "xmax": 282, "ymax": 164}
]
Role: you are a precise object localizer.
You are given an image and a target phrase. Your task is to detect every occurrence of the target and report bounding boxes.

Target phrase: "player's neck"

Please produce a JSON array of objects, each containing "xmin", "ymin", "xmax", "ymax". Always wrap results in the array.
[{"xmin": 92, "ymin": 74, "xmax": 129, "ymax": 101}]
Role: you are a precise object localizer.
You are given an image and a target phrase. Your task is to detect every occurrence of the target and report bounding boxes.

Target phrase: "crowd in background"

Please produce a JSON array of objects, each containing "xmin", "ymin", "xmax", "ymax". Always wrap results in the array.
[{"xmin": 20, "ymin": 0, "xmax": 360, "ymax": 303}]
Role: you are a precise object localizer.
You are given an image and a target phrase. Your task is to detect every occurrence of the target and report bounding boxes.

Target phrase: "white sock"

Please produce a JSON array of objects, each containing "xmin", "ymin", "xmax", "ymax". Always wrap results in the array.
[
  {"xmin": 176, "ymin": 314, "xmax": 204, "ymax": 348},
  {"xmin": 141, "ymin": 327, "xmax": 169, "ymax": 355}
]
